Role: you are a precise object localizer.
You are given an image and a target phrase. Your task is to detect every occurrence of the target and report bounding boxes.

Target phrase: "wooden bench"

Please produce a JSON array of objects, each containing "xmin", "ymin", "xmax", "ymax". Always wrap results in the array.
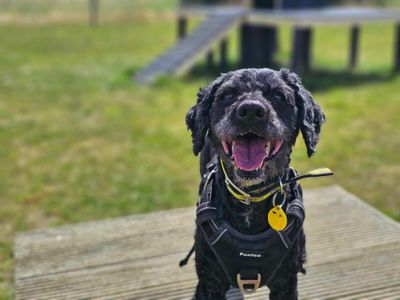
[
  {"xmin": 135, "ymin": 6, "xmax": 400, "ymax": 82},
  {"xmin": 178, "ymin": 6, "xmax": 400, "ymax": 73},
  {"xmin": 15, "ymin": 186, "xmax": 400, "ymax": 299},
  {"xmin": 246, "ymin": 7, "xmax": 400, "ymax": 72}
]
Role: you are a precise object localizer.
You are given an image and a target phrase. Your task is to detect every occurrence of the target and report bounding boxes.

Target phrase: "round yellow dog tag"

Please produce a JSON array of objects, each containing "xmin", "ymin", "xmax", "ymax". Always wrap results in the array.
[{"xmin": 268, "ymin": 206, "xmax": 287, "ymax": 231}]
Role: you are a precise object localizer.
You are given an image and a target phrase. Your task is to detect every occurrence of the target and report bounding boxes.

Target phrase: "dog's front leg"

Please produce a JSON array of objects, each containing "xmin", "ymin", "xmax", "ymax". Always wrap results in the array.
[
  {"xmin": 193, "ymin": 228, "xmax": 230, "ymax": 300},
  {"xmin": 268, "ymin": 274, "xmax": 298, "ymax": 300}
]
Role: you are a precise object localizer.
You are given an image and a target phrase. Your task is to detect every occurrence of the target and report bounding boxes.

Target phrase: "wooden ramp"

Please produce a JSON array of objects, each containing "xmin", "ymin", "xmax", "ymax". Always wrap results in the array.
[
  {"xmin": 15, "ymin": 186, "xmax": 400, "ymax": 299},
  {"xmin": 134, "ymin": 8, "xmax": 245, "ymax": 84}
]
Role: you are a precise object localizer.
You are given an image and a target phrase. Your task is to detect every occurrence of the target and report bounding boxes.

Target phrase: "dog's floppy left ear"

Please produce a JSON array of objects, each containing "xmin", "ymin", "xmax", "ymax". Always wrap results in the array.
[
  {"xmin": 280, "ymin": 68, "xmax": 325, "ymax": 157},
  {"xmin": 186, "ymin": 73, "xmax": 230, "ymax": 156},
  {"xmin": 185, "ymin": 87, "xmax": 211, "ymax": 156}
]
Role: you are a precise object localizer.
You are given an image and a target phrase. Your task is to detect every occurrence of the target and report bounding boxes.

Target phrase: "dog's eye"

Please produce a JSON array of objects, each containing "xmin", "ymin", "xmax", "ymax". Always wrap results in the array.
[
  {"xmin": 272, "ymin": 93, "xmax": 285, "ymax": 102},
  {"xmin": 220, "ymin": 94, "xmax": 234, "ymax": 106}
]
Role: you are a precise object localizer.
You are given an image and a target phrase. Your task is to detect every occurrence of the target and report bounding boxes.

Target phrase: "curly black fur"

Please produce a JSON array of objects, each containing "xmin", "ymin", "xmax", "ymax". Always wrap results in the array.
[{"xmin": 186, "ymin": 68, "xmax": 325, "ymax": 300}]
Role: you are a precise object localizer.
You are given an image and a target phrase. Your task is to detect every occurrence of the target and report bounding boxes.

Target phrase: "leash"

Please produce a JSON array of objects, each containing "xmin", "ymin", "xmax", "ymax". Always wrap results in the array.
[{"xmin": 179, "ymin": 244, "xmax": 195, "ymax": 267}]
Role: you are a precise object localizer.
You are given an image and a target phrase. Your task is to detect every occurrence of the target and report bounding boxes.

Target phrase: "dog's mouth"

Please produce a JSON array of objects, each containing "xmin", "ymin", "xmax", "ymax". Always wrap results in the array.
[{"xmin": 221, "ymin": 133, "xmax": 283, "ymax": 172}]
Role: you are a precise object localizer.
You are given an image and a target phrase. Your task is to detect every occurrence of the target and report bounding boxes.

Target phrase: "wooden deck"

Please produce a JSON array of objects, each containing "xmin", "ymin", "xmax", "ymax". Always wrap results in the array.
[{"xmin": 15, "ymin": 186, "xmax": 400, "ymax": 299}]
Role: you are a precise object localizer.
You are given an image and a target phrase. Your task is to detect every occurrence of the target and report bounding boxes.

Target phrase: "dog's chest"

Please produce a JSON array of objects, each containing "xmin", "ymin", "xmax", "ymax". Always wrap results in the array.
[{"xmin": 225, "ymin": 203, "xmax": 272, "ymax": 234}]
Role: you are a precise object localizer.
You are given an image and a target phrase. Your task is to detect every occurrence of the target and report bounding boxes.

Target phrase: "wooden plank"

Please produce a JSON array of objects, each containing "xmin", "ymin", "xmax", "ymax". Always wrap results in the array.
[
  {"xmin": 246, "ymin": 7, "xmax": 400, "ymax": 27},
  {"xmin": 174, "ymin": 15, "xmax": 243, "ymax": 76},
  {"xmin": 179, "ymin": 5, "xmax": 248, "ymax": 18},
  {"xmin": 179, "ymin": 6, "xmax": 400, "ymax": 27},
  {"xmin": 134, "ymin": 10, "xmax": 245, "ymax": 83},
  {"xmin": 15, "ymin": 186, "xmax": 400, "ymax": 299}
]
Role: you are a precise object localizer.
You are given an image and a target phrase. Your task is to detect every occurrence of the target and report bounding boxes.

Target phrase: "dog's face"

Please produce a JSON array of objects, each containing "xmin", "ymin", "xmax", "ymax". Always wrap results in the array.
[{"xmin": 186, "ymin": 68, "xmax": 325, "ymax": 186}]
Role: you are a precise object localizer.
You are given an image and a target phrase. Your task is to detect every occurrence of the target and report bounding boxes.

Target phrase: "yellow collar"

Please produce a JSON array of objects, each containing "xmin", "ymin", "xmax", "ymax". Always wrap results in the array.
[{"xmin": 219, "ymin": 158, "xmax": 333, "ymax": 205}]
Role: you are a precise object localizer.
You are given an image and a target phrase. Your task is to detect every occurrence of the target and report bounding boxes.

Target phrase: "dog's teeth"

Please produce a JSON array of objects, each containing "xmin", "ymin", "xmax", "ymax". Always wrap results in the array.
[
  {"xmin": 222, "ymin": 140, "xmax": 230, "ymax": 155},
  {"xmin": 265, "ymin": 142, "xmax": 271, "ymax": 156}
]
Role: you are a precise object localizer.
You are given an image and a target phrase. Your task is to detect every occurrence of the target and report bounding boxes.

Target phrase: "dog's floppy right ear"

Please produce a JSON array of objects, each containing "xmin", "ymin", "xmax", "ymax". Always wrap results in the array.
[
  {"xmin": 186, "ymin": 74, "xmax": 229, "ymax": 156},
  {"xmin": 280, "ymin": 68, "xmax": 325, "ymax": 157}
]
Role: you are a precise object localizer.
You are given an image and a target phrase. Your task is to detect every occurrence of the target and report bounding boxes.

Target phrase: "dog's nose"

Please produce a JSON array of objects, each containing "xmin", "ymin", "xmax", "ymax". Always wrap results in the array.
[{"xmin": 236, "ymin": 101, "xmax": 266, "ymax": 122}]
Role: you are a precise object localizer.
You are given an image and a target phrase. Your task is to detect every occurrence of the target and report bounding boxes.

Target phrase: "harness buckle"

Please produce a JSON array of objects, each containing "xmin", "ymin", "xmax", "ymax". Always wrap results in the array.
[
  {"xmin": 236, "ymin": 273, "xmax": 261, "ymax": 294},
  {"xmin": 242, "ymin": 197, "xmax": 251, "ymax": 205}
]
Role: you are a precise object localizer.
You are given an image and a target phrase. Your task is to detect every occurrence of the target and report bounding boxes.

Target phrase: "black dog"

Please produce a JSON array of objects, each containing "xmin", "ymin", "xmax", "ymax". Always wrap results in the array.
[{"xmin": 185, "ymin": 68, "xmax": 325, "ymax": 300}]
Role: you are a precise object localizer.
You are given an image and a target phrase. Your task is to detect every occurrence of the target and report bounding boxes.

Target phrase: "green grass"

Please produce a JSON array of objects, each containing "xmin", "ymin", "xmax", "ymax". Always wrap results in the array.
[
  {"xmin": 0, "ymin": 0, "xmax": 178, "ymax": 14},
  {"xmin": 0, "ymin": 13, "xmax": 399, "ymax": 300}
]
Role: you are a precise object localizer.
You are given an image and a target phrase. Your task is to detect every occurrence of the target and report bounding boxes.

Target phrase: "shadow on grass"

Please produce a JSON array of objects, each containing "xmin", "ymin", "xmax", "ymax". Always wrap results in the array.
[
  {"xmin": 128, "ymin": 59, "xmax": 398, "ymax": 91},
  {"xmin": 183, "ymin": 61, "xmax": 398, "ymax": 92},
  {"xmin": 301, "ymin": 69, "xmax": 398, "ymax": 92}
]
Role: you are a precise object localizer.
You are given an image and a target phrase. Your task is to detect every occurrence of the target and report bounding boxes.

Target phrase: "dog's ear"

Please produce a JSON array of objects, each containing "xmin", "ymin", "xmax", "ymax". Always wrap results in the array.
[
  {"xmin": 186, "ymin": 74, "xmax": 229, "ymax": 156},
  {"xmin": 280, "ymin": 68, "xmax": 325, "ymax": 157}
]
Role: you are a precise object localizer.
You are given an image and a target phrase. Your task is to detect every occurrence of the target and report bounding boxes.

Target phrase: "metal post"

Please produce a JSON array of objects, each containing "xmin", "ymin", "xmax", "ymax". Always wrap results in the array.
[{"xmin": 349, "ymin": 25, "xmax": 360, "ymax": 70}]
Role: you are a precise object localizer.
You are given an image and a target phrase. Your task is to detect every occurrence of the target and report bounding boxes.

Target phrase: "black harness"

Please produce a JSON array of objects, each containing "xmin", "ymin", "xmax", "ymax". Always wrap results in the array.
[{"xmin": 191, "ymin": 162, "xmax": 305, "ymax": 294}]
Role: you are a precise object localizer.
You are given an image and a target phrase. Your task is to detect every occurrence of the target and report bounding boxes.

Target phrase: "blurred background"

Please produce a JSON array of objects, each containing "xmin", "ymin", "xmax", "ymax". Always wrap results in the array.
[{"xmin": 0, "ymin": 0, "xmax": 399, "ymax": 298}]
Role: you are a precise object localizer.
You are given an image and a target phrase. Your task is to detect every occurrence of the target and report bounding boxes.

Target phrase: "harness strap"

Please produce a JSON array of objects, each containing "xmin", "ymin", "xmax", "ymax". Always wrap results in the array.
[
  {"xmin": 287, "ymin": 199, "xmax": 305, "ymax": 224},
  {"xmin": 196, "ymin": 166, "xmax": 218, "ymax": 225},
  {"xmin": 264, "ymin": 225, "xmax": 303, "ymax": 287},
  {"xmin": 179, "ymin": 162, "xmax": 219, "ymax": 268},
  {"xmin": 180, "ymin": 162, "xmax": 308, "ymax": 295}
]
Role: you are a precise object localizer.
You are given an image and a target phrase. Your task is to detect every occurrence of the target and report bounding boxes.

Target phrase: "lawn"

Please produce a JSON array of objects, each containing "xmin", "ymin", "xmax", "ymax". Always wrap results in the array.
[{"xmin": 0, "ymin": 6, "xmax": 399, "ymax": 300}]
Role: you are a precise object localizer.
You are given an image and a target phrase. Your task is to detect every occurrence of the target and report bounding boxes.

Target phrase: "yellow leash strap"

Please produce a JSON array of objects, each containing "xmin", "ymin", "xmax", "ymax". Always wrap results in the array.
[{"xmin": 219, "ymin": 159, "xmax": 333, "ymax": 205}]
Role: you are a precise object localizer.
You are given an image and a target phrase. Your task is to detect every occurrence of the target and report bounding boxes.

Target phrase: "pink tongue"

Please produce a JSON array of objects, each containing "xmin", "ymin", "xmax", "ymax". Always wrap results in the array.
[{"xmin": 232, "ymin": 137, "xmax": 266, "ymax": 171}]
